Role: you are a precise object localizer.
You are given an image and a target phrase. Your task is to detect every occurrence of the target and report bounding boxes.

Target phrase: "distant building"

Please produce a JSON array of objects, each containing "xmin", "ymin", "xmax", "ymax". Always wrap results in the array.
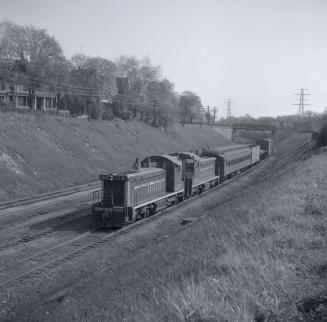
[{"xmin": 0, "ymin": 82, "xmax": 56, "ymax": 110}]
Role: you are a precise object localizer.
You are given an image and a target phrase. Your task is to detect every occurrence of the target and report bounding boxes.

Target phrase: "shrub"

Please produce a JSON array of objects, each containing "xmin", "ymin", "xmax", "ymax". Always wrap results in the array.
[
  {"xmin": 120, "ymin": 111, "xmax": 131, "ymax": 121},
  {"xmin": 88, "ymin": 102, "xmax": 103, "ymax": 120},
  {"xmin": 102, "ymin": 106, "xmax": 114, "ymax": 120},
  {"xmin": 317, "ymin": 121, "xmax": 327, "ymax": 147}
]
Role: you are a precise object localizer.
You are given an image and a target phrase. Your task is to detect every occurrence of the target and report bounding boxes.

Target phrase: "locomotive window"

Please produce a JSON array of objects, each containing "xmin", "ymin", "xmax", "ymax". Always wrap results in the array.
[{"xmin": 186, "ymin": 162, "xmax": 194, "ymax": 170}]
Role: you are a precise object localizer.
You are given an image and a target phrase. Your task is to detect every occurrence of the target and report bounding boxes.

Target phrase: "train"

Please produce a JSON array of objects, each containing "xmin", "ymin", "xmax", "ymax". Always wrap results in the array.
[{"xmin": 92, "ymin": 139, "xmax": 273, "ymax": 227}]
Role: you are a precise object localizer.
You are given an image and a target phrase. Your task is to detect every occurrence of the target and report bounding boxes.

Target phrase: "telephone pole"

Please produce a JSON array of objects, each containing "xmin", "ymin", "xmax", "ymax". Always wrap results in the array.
[
  {"xmin": 211, "ymin": 107, "xmax": 218, "ymax": 127},
  {"xmin": 293, "ymin": 88, "xmax": 310, "ymax": 117},
  {"xmin": 151, "ymin": 99, "xmax": 158, "ymax": 126},
  {"xmin": 200, "ymin": 106, "xmax": 210, "ymax": 127}
]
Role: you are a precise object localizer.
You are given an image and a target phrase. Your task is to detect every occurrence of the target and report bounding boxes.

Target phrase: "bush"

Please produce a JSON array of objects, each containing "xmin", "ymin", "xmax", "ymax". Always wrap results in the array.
[
  {"xmin": 88, "ymin": 102, "xmax": 102, "ymax": 120},
  {"xmin": 120, "ymin": 111, "xmax": 131, "ymax": 121},
  {"xmin": 102, "ymin": 106, "xmax": 114, "ymax": 120},
  {"xmin": 317, "ymin": 122, "xmax": 327, "ymax": 147}
]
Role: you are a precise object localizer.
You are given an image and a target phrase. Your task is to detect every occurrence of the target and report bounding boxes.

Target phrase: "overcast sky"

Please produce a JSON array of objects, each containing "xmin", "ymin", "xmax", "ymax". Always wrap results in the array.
[{"xmin": 1, "ymin": 0, "xmax": 326, "ymax": 117}]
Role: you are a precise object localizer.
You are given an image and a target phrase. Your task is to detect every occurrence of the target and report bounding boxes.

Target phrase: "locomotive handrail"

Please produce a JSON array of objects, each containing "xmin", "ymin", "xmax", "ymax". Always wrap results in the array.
[{"xmin": 92, "ymin": 190, "xmax": 101, "ymax": 206}]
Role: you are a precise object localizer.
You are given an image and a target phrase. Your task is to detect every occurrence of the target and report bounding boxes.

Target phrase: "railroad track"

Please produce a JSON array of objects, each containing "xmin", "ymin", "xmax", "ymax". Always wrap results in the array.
[
  {"xmin": 0, "ymin": 209, "xmax": 92, "ymax": 254},
  {"xmin": 0, "ymin": 181, "xmax": 99, "ymax": 211},
  {"xmin": 0, "ymin": 193, "xmax": 92, "ymax": 231},
  {"xmin": 0, "ymin": 135, "xmax": 313, "ymax": 288},
  {"xmin": 0, "ymin": 160, "xmax": 266, "ymax": 287}
]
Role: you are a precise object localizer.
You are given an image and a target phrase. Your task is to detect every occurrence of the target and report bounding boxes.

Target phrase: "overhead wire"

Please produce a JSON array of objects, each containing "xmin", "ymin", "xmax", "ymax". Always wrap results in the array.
[{"xmin": 0, "ymin": 68, "xmax": 162, "ymax": 106}]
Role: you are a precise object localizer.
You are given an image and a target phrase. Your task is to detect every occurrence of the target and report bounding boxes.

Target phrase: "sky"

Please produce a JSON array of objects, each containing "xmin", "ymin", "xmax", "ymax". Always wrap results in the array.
[{"xmin": 0, "ymin": 0, "xmax": 326, "ymax": 117}]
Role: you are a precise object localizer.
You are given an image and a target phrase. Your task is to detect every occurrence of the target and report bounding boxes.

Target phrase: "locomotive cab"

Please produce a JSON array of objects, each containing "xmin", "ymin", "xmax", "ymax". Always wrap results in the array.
[
  {"xmin": 171, "ymin": 152, "xmax": 217, "ymax": 197},
  {"xmin": 141, "ymin": 155, "xmax": 183, "ymax": 193}
]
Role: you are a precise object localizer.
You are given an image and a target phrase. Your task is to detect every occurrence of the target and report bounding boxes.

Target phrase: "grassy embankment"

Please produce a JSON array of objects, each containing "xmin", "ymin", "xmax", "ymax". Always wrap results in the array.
[
  {"xmin": 0, "ymin": 113, "xmax": 230, "ymax": 202},
  {"xmin": 10, "ymin": 147, "xmax": 325, "ymax": 321}
]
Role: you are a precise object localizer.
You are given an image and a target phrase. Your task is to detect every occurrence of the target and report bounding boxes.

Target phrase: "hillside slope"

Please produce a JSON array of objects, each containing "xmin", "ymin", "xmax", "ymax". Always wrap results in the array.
[{"xmin": 0, "ymin": 114, "xmax": 230, "ymax": 202}]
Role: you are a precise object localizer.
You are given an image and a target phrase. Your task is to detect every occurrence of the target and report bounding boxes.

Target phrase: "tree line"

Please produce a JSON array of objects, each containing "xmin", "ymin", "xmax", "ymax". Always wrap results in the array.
[{"xmin": 0, "ymin": 20, "xmax": 202, "ymax": 126}]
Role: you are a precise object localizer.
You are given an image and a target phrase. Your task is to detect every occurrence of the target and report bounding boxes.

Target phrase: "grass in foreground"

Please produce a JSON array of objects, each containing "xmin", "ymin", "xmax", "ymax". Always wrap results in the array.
[{"xmin": 3, "ymin": 151, "xmax": 327, "ymax": 322}]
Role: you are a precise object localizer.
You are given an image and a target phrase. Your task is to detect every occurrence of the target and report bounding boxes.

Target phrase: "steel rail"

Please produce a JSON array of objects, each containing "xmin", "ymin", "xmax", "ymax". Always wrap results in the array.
[{"xmin": 0, "ymin": 135, "xmax": 313, "ymax": 287}]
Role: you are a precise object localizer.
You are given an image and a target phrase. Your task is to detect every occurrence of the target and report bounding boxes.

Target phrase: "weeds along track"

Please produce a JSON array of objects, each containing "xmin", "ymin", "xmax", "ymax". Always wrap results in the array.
[{"xmin": 0, "ymin": 134, "xmax": 313, "ymax": 288}]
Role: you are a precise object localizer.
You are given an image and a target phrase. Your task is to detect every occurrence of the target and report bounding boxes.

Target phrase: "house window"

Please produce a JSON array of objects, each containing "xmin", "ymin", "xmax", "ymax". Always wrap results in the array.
[
  {"xmin": 17, "ymin": 96, "xmax": 27, "ymax": 107},
  {"xmin": 16, "ymin": 85, "xmax": 23, "ymax": 92},
  {"xmin": 45, "ymin": 98, "xmax": 52, "ymax": 108}
]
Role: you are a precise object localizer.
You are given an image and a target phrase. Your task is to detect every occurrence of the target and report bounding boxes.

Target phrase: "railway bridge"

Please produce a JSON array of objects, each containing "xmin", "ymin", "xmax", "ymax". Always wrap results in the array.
[{"xmin": 231, "ymin": 123, "xmax": 277, "ymax": 134}]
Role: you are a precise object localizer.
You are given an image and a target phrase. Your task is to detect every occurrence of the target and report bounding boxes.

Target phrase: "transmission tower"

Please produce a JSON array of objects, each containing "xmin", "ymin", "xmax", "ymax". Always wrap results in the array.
[
  {"xmin": 293, "ymin": 88, "xmax": 310, "ymax": 117},
  {"xmin": 225, "ymin": 98, "xmax": 233, "ymax": 118}
]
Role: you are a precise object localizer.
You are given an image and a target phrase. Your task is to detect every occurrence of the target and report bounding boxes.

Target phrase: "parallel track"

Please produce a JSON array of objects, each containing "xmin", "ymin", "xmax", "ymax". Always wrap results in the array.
[
  {"xmin": 0, "ymin": 182, "xmax": 99, "ymax": 211},
  {"xmin": 0, "ymin": 134, "xmax": 313, "ymax": 288},
  {"xmin": 0, "ymin": 209, "xmax": 92, "ymax": 253}
]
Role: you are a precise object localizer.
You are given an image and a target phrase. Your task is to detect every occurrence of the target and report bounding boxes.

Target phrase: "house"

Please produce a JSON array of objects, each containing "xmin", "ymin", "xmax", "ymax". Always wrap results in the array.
[{"xmin": 0, "ymin": 82, "xmax": 56, "ymax": 110}]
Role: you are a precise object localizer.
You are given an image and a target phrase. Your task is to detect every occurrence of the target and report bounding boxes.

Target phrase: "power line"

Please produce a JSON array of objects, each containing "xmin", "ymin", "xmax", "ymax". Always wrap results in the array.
[
  {"xmin": 0, "ymin": 68, "xmax": 98, "ymax": 93},
  {"xmin": 0, "ymin": 71, "xmax": 161, "ymax": 105}
]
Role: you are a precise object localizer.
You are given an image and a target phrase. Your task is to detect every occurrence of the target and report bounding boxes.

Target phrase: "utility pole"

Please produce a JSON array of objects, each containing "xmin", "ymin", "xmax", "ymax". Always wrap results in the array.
[
  {"xmin": 152, "ymin": 99, "xmax": 157, "ymax": 126},
  {"xmin": 87, "ymin": 88, "xmax": 92, "ymax": 121},
  {"xmin": 225, "ymin": 98, "xmax": 233, "ymax": 126},
  {"xmin": 200, "ymin": 106, "xmax": 210, "ymax": 127},
  {"xmin": 293, "ymin": 88, "xmax": 310, "ymax": 117},
  {"xmin": 211, "ymin": 107, "xmax": 218, "ymax": 127}
]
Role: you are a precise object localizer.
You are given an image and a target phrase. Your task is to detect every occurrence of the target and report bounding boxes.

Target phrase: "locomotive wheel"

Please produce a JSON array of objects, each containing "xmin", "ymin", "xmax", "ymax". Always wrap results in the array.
[{"xmin": 145, "ymin": 208, "xmax": 151, "ymax": 218}]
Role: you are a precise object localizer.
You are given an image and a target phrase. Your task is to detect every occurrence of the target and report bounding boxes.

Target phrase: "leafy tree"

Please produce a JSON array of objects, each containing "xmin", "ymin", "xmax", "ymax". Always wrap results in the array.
[
  {"xmin": 70, "ymin": 54, "xmax": 116, "ymax": 97},
  {"xmin": 179, "ymin": 91, "xmax": 202, "ymax": 126},
  {"xmin": 0, "ymin": 21, "xmax": 66, "ymax": 108},
  {"xmin": 115, "ymin": 56, "xmax": 161, "ymax": 118},
  {"xmin": 146, "ymin": 78, "xmax": 178, "ymax": 126},
  {"xmin": 50, "ymin": 57, "xmax": 71, "ymax": 110},
  {"xmin": 0, "ymin": 21, "xmax": 25, "ymax": 107},
  {"xmin": 70, "ymin": 54, "xmax": 117, "ymax": 115},
  {"xmin": 318, "ymin": 121, "xmax": 327, "ymax": 146}
]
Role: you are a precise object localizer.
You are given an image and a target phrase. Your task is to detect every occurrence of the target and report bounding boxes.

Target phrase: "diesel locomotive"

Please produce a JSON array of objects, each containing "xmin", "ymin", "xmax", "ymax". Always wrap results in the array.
[{"xmin": 92, "ymin": 139, "xmax": 272, "ymax": 227}]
